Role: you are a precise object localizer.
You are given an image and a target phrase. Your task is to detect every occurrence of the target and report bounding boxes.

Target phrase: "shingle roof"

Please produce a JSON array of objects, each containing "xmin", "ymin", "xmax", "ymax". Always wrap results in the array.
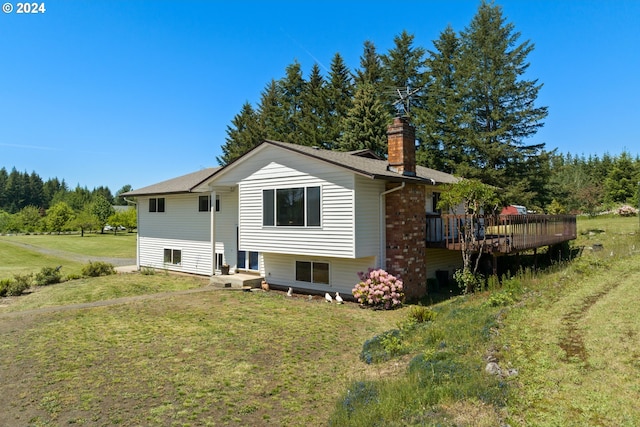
[
  {"xmin": 124, "ymin": 140, "xmax": 458, "ymax": 197},
  {"xmin": 123, "ymin": 167, "xmax": 220, "ymax": 196},
  {"xmin": 261, "ymin": 140, "xmax": 458, "ymax": 185}
]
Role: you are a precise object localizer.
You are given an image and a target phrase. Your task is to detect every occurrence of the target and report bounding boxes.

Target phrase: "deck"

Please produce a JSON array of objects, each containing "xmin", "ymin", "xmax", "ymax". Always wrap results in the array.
[{"xmin": 426, "ymin": 213, "xmax": 577, "ymax": 254}]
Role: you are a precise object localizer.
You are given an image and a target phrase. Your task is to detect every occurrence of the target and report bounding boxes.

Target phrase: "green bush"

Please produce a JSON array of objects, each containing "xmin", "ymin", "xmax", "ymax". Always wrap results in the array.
[
  {"xmin": 1, "ymin": 273, "xmax": 33, "ymax": 296},
  {"xmin": 34, "ymin": 266, "xmax": 63, "ymax": 286},
  {"xmin": 0, "ymin": 278, "xmax": 11, "ymax": 297},
  {"xmin": 81, "ymin": 261, "xmax": 116, "ymax": 277},
  {"xmin": 65, "ymin": 273, "xmax": 83, "ymax": 281}
]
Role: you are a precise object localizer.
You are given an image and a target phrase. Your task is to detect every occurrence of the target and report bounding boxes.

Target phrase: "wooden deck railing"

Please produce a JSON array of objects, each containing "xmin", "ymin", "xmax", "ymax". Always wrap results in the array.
[{"xmin": 426, "ymin": 213, "xmax": 577, "ymax": 254}]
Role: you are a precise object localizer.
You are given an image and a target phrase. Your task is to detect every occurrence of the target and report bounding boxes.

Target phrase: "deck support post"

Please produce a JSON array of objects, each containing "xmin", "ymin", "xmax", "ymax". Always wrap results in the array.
[
  {"xmin": 533, "ymin": 248, "xmax": 538, "ymax": 270},
  {"xmin": 492, "ymin": 253, "xmax": 498, "ymax": 276}
]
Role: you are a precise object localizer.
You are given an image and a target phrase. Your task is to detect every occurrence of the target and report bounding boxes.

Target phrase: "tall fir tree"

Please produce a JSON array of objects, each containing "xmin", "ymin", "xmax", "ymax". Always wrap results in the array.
[
  {"xmin": 457, "ymin": 0, "xmax": 548, "ymax": 195},
  {"xmin": 337, "ymin": 83, "xmax": 391, "ymax": 159},
  {"xmin": 299, "ymin": 63, "xmax": 329, "ymax": 147},
  {"xmin": 354, "ymin": 40, "xmax": 384, "ymax": 88},
  {"xmin": 257, "ymin": 79, "xmax": 287, "ymax": 142},
  {"xmin": 279, "ymin": 61, "xmax": 306, "ymax": 143},
  {"xmin": 325, "ymin": 53, "xmax": 354, "ymax": 148},
  {"xmin": 217, "ymin": 102, "xmax": 263, "ymax": 165},
  {"xmin": 380, "ymin": 30, "xmax": 427, "ymax": 117},
  {"xmin": 417, "ymin": 25, "xmax": 466, "ymax": 173}
]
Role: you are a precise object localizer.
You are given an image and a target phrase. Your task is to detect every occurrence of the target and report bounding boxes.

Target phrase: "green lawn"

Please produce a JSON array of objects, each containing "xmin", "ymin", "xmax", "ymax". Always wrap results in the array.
[
  {"xmin": 1, "ymin": 217, "xmax": 639, "ymax": 426},
  {"xmin": 0, "ymin": 233, "xmax": 136, "ymax": 279},
  {"xmin": 0, "ymin": 279, "xmax": 405, "ymax": 426}
]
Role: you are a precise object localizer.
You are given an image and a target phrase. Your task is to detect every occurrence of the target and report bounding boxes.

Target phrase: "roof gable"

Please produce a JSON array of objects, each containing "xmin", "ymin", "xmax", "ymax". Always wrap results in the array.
[{"xmin": 205, "ymin": 140, "xmax": 458, "ymax": 187}]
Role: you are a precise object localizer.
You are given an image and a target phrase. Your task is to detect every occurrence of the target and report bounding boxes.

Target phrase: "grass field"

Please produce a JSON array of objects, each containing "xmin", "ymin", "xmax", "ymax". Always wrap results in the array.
[
  {"xmin": 0, "ymin": 233, "xmax": 136, "ymax": 279},
  {"xmin": 1, "ymin": 283, "xmax": 405, "ymax": 426},
  {"xmin": 1, "ymin": 217, "xmax": 639, "ymax": 426}
]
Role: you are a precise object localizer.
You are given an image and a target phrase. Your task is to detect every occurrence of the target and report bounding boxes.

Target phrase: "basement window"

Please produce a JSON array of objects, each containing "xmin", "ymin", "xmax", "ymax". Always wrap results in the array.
[
  {"xmin": 295, "ymin": 261, "xmax": 329, "ymax": 284},
  {"xmin": 164, "ymin": 248, "xmax": 182, "ymax": 265}
]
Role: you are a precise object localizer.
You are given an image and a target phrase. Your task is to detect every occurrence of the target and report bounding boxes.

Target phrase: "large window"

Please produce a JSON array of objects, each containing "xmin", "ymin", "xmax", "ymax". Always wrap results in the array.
[
  {"xmin": 164, "ymin": 248, "xmax": 181, "ymax": 265},
  {"xmin": 263, "ymin": 186, "xmax": 321, "ymax": 227},
  {"xmin": 149, "ymin": 197, "xmax": 165, "ymax": 213},
  {"xmin": 295, "ymin": 261, "xmax": 329, "ymax": 284}
]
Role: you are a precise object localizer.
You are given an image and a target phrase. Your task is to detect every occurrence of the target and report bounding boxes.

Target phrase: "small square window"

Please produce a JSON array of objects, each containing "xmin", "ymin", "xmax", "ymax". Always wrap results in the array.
[
  {"xmin": 164, "ymin": 248, "xmax": 181, "ymax": 265},
  {"xmin": 199, "ymin": 195, "xmax": 209, "ymax": 212}
]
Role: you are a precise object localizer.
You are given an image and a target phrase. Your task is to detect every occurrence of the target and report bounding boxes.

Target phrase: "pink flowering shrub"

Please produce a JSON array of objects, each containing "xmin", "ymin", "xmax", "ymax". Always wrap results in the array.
[
  {"xmin": 616, "ymin": 205, "xmax": 638, "ymax": 217},
  {"xmin": 352, "ymin": 269, "xmax": 404, "ymax": 309}
]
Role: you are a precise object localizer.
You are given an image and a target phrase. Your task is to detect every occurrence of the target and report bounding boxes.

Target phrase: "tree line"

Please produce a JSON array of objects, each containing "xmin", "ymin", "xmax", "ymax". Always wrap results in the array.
[
  {"xmin": 0, "ymin": 167, "xmax": 135, "ymax": 235},
  {"xmin": 219, "ymin": 1, "xmax": 639, "ymax": 213}
]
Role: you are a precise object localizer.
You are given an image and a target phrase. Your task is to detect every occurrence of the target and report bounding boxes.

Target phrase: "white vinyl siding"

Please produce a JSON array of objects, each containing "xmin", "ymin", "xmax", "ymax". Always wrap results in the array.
[
  {"xmin": 137, "ymin": 191, "xmax": 237, "ymax": 275},
  {"xmin": 139, "ymin": 237, "xmax": 211, "ymax": 275},
  {"xmin": 235, "ymin": 149, "xmax": 359, "ymax": 258},
  {"xmin": 263, "ymin": 252, "xmax": 377, "ymax": 294},
  {"xmin": 354, "ymin": 176, "xmax": 384, "ymax": 258}
]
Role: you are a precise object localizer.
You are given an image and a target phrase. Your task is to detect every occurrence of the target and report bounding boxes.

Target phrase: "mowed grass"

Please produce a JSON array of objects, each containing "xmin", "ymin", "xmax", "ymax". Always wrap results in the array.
[
  {"xmin": 0, "ymin": 273, "xmax": 209, "ymax": 313},
  {"xmin": 0, "ymin": 285, "xmax": 406, "ymax": 426},
  {"xmin": 0, "ymin": 233, "xmax": 136, "ymax": 279},
  {"xmin": 500, "ymin": 215, "xmax": 640, "ymax": 426}
]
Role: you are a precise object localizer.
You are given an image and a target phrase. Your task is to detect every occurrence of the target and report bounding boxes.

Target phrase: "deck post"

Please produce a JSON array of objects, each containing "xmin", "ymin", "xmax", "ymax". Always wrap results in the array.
[{"xmin": 492, "ymin": 253, "xmax": 498, "ymax": 276}]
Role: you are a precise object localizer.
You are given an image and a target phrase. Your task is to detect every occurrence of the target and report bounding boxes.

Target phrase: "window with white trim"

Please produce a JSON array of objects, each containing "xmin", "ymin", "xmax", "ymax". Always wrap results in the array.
[
  {"xmin": 164, "ymin": 248, "xmax": 181, "ymax": 265},
  {"xmin": 295, "ymin": 261, "xmax": 329, "ymax": 284},
  {"xmin": 263, "ymin": 186, "xmax": 321, "ymax": 226}
]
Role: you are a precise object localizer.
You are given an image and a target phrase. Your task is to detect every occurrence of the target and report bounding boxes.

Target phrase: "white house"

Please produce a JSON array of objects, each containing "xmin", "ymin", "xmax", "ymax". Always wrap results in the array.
[{"xmin": 125, "ymin": 118, "xmax": 463, "ymax": 299}]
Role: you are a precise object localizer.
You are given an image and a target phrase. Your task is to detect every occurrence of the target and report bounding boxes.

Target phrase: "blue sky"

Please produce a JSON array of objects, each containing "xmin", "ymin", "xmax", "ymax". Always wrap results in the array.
[{"xmin": 1, "ymin": 0, "xmax": 638, "ymax": 193}]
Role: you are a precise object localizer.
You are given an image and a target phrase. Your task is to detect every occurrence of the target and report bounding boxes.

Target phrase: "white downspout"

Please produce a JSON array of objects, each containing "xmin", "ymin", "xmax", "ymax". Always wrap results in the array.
[
  {"xmin": 210, "ymin": 190, "xmax": 216, "ymax": 276},
  {"xmin": 379, "ymin": 182, "xmax": 405, "ymax": 270}
]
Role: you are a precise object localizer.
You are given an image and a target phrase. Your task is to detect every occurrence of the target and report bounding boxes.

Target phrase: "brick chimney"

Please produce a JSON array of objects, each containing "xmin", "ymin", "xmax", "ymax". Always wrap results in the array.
[{"xmin": 387, "ymin": 117, "xmax": 416, "ymax": 176}]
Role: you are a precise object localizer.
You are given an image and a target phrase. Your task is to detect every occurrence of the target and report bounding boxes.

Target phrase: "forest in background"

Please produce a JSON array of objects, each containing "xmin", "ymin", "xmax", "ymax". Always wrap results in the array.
[
  {"xmin": 1, "ymin": 1, "xmax": 639, "ymax": 233},
  {"xmin": 218, "ymin": 1, "xmax": 640, "ymax": 213}
]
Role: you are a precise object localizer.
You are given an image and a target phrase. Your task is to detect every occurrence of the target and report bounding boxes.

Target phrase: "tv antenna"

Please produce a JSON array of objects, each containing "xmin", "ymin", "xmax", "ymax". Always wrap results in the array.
[{"xmin": 391, "ymin": 86, "xmax": 421, "ymax": 117}]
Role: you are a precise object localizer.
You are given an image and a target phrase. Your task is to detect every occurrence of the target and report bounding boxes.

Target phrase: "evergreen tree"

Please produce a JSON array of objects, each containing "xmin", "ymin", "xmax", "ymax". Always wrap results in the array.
[
  {"xmin": 417, "ymin": 25, "xmax": 465, "ymax": 173},
  {"xmin": 27, "ymin": 172, "xmax": 45, "ymax": 208},
  {"xmin": 337, "ymin": 84, "xmax": 391, "ymax": 159},
  {"xmin": 0, "ymin": 167, "xmax": 7, "ymax": 211},
  {"xmin": 217, "ymin": 102, "xmax": 263, "ymax": 165},
  {"xmin": 604, "ymin": 151, "xmax": 639, "ymax": 204},
  {"xmin": 279, "ymin": 60, "xmax": 306, "ymax": 143},
  {"xmin": 92, "ymin": 186, "xmax": 114, "ymax": 204},
  {"xmin": 114, "ymin": 185, "xmax": 133, "ymax": 205},
  {"xmin": 354, "ymin": 40, "xmax": 384, "ymax": 88},
  {"xmin": 325, "ymin": 53, "xmax": 354, "ymax": 147},
  {"xmin": 380, "ymin": 30, "xmax": 427, "ymax": 117},
  {"xmin": 299, "ymin": 63, "xmax": 329, "ymax": 147},
  {"xmin": 4, "ymin": 168, "xmax": 26, "ymax": 213},
  {"xmin": 257, "ymin": 79, "xmax": 287, "ymax": 142},
  {"xmin": 457, "ymin": 1, "xmax": 548, "ymax": 192},
  {"xmin": 42, "ymin": 177, "xmax": 67, "ymax": 209}
]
